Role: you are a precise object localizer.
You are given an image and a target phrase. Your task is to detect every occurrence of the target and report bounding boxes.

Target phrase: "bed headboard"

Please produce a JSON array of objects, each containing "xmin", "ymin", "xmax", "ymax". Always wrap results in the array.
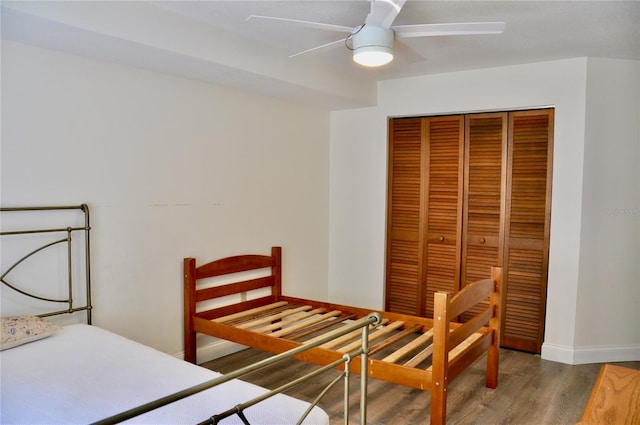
[
  {"xmin": 184, "ymin": 246, "xmax": 282, "ymax": 320},
  {"xmin": 0, "ymin": 205, "xmax": 92, "ymax": 324}
]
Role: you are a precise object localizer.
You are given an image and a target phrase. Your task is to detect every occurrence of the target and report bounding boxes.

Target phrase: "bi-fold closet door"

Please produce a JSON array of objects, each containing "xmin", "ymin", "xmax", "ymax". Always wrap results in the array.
[{"xmin": 385, "ymin": 109, "xmax": 553, "ymax": 353}]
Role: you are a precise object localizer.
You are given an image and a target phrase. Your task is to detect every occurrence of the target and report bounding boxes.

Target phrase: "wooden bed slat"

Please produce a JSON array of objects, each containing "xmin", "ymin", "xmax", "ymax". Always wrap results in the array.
[
  {"xmin": 404, "ymin": 343, "xmax": 434, "ymax": 368},
  {"xmin": 268, "ymin": 310, "xmax": 342, "ymax": 338},
  {"xmin": 337, "ymin": 320, "xmax": 406, "ymax": 353},
  {"xmin": 213, "ymin": 301, "xmax": 289, "ymax": 323},
  {"xmin": 254, "ymin": 308, "xmax": 325, "ymax": 334},
  {"xmin": 303, "ymin": 318, "xmax": 363, "ymax": 347},
  {"xmin": 287, "ymin": 313, "xmax": 358, "ymax": 340},
  {"xmin": 316, "ymin": 318, "xmax": 390, "ymax": 349},
  {"xmin": 237, "ymin": 305, "xmax": 313, "ymax": 329},
  {"xmin": 382, "ymin": 328, "xmax": 435, "ymax": 364},
  {"xmin": 369, "ymin": 324, "xmax": 423, "ymax": 356},
  {"xmin": 223, "ymin": 303, "xmax": 295, "ymax": 326}
]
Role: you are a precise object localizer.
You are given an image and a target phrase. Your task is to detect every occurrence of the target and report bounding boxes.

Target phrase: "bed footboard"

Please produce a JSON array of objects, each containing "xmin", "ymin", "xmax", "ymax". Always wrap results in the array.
[{"xmin": 430, "ymin": 266, "xmax": 502, "ymax": 424}]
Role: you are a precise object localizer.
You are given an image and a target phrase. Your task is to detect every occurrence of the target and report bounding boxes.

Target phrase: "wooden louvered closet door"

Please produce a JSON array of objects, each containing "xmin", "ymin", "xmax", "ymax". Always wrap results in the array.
[
  {"xmin": 502, "ymin": 109, "xmax": 554, "ymax": 352},
  {"xmin": 385, "ymin": 116, "xmax": 464, "ymax": 316},
  {"xmin": 385, "ymin": 118, "xmax": 424, "ymax": 315},
  {"xmin": 422, "ymin": 117, "xmax": 464, "ymax": 316},
  {"xmin": 385, "ymin": 118, "xmax": 423, "ymax": 315},
  {"xmin": 385, "ymin": 108, "xmax": 554, "ymax": 353},
  {"xmin": 460, "ymin": 113, "xmax": 507, "ymax": 321}
]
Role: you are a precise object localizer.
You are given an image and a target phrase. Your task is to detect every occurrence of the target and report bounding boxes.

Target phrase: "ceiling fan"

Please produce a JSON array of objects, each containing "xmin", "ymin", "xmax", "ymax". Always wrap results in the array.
[{"xmin": 247, "ymin": 0, "xmax": 505, "ymax": 67}]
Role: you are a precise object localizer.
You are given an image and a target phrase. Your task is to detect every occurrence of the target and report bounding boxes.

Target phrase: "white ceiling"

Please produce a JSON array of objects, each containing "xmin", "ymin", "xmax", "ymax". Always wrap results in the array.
[{"xmin": 2, "ymin": 1, "xmax": 639, "ymax": 109}]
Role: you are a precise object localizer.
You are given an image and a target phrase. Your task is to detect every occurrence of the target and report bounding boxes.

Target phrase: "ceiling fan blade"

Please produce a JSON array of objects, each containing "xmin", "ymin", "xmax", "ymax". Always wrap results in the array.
[
  {"xmin": 393, "ymin": 22, "xmax": 506, "ymax": 38},
  {"xmin": 394, "ymin": 38, "xmax": 427, "ymax": 64},
  {"xmin": 247, "ymin": 15, "xmax": 354, "ymax": 33},
  {"xmin": 365, "ymin": 0, "xmax": 407, "ymax": 29},
  {"xmin": 289, "ymin": 39, "xmax": 346, "ymax": 58}
]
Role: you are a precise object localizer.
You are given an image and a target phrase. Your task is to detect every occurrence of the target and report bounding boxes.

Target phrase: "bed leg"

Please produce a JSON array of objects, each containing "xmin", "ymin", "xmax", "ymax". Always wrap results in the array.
[
  {"xmin": 430, "ymin": 385, "xmax": 447, "ymax": 425},
  {"xmin": 184, "ymin": 258, "xmax": 197, "ymax": 364},
  {"xmin": 184, "ymin": 331, "xmax": 197, "ymax": 364},
  {"xmin": 486, "ymin": 266, "xmax": 502, "ymax": 389},
  {"xmin": 431, "ymin": 291, "xmax": 449, "ymax": 425},
  {"xmin": 486, "ymin": 345, "xmax": 498, "ymax": 389}
]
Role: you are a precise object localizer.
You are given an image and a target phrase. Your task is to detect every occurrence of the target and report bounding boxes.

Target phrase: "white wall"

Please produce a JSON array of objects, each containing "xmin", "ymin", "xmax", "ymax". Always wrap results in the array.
[
  {"xmin": 573, "ymin": 58, "xmax": 640, "ymax": 363},
  {"xmin": 4, "ymin": 40, "xmax": 637, "ymax": 364},
  {"xmin": 329, "ymin": 57, "xmax": 640, "ymax": 364},
  {"xmin": 1, "ymin": 40, "xmax": 331, "ymax": 357}
]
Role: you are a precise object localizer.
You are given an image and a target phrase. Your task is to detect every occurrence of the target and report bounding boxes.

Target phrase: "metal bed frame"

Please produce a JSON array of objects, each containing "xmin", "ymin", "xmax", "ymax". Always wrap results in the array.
[
  {"xmin": 97, "ymin": 311, "xmax": 382, "ymax": 425},
  {"xmin": 0, "ymin": 205, "xmax": 381, "ymax": 425},
  {"xmin": 0, "ymin": 204, "xmax": 92, "ymax": 323}
]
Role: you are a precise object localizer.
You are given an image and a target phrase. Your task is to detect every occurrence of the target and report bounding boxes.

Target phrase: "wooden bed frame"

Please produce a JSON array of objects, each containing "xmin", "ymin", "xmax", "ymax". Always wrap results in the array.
[{"xmin": 184, "ymin": 246, "xmax": 502, "ymax": 425}]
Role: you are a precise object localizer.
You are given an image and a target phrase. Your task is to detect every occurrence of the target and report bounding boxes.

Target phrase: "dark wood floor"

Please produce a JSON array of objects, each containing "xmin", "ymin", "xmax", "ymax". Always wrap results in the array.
[{"xmin": 203, "ymin": 348, "xmax": 639, "ymax": 425}]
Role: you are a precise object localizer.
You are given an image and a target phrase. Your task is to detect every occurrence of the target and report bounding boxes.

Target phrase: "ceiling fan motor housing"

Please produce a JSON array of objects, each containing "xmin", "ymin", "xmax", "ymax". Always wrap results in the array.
[{"xmin": 352, "ymin": 25, "xmax": 394, "ymax": 66}]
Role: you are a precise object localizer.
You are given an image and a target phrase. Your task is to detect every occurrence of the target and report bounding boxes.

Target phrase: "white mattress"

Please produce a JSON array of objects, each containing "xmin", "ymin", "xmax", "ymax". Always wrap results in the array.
[{"xmin": 0, "ymin": 324, "xmax": 329, "ymax": 425}]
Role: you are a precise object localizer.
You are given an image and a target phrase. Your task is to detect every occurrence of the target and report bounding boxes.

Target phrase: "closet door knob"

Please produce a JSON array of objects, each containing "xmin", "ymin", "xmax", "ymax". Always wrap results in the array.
[
  {"xmin": 480, "ymin": 237, "xmax": 486, "ymax": 244},
  {"xmin": 439, "ymin": 236, "xmax": 445, "ymax": 242}
]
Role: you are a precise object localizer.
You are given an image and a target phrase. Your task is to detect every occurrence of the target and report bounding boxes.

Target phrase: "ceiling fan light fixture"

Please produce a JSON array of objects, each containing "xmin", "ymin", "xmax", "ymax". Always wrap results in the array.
[
  {"xmin": 351, "ymin": 25, "xmax": 394, "ymax": 67},
  {"xmin": 353, "ymin": 46, "xmax": 393, "ymax": 67}
]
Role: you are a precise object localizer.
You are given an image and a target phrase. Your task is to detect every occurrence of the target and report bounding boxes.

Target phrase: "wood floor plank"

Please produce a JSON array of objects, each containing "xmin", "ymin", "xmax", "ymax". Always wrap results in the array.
[{"xmin": 203, "ymin": 348, "xmax": 640, "ymax": 424}]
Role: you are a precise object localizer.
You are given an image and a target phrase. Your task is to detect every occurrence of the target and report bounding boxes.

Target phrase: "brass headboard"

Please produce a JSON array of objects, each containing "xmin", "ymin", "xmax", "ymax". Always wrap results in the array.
[{"xmin": 0, "ymin": 205, "xmax": 92, "ymax": 323}]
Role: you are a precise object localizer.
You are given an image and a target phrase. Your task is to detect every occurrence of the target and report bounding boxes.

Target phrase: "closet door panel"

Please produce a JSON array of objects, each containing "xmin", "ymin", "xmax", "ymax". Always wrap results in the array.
[
  {"xmin": 423, "ymin": 117, "xmax": 464, "ymax": 316},
  {"xmin": 385, "ymin": 118, "xmax": 423, "ymax": 315},
  {"xmin": 504, "ymin": 247, "xmax": 546, "ymax": 347},
  {"xmin": 503, "ymin": 109, "xmax": 554, "ymax": 352},
  {"xmin": 460, "ymin": 113, "xmax": 507, "ymax": 321},
  {"xmin": 464, "ymin": 115, "xmax": 506, "ymax": 241}
]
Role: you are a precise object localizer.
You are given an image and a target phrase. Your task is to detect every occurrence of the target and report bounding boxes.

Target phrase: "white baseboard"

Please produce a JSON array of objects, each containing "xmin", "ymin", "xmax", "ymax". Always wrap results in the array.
[
  {"xmin": 197, "ymin": 340, "xmax": 248, "ymax": 364},
  {"xmin": 542, "ymin": 343, "xmax": 640, "ymax": 365},
  {"xmin": 541, "ymin": 343, "xmax": 575, "ymax": 364},
  {"xmin": 172, "ymin": 340, "xmax": 248, "ymax": 364}
]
